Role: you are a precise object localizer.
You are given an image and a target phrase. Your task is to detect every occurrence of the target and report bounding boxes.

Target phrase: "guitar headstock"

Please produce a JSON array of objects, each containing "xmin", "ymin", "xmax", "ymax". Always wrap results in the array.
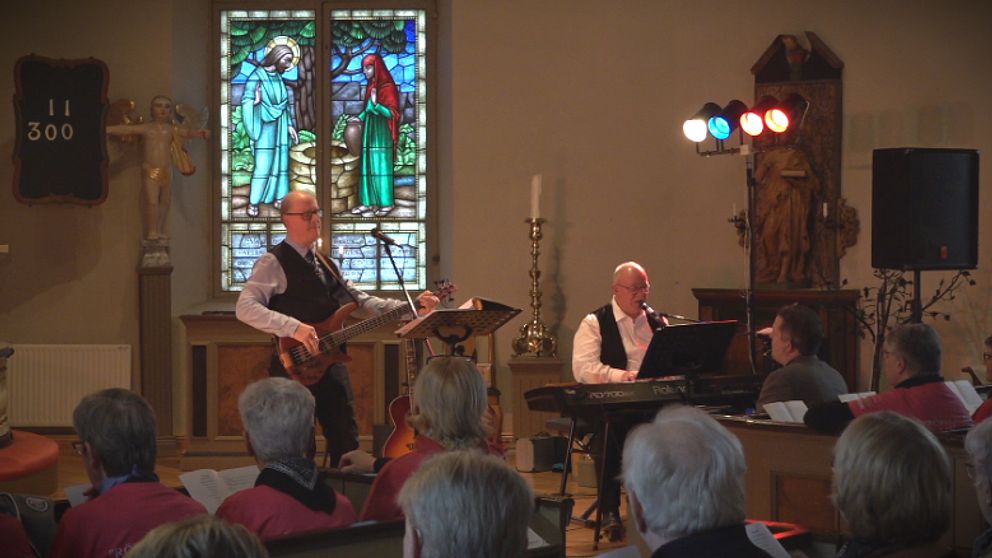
[{"xmin": 433, "ymin": 279, "xmax": 457, "ymax": 307}]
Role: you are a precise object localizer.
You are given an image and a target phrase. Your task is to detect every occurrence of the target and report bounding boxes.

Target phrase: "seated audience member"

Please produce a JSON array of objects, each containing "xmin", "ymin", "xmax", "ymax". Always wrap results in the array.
[
  {"xmin": 965, "ymin": 418, "xmax": 992, "ymax": 558},
  {"xmin": 216, "ymin": 378, "xmax": 355, "ymax": 538},
  {"xmin": 756, "ymin": 303, "xmax": 848, "ymax": 411},
  {"xmin": 398, "ymin": 451, "xmax": 533, "ymax": 558},
  {"xmin": 616, "ymin": 405, "xmax": 786, "ymax": 558},
  {"xmin": 970, "ymin": 335, "xmax": 992, "ymax": 423},
  {"xmin": 126, "ymin": 515, "xmax": 268, "ymax": 558},
  {"xmin": 805, "ymin": 323, "xmax": 972, "ymax": 434},
  {"xmin": 0, "ymin": 513, "xmax": 35, "ymax": 558},
  {"xmin": 833, "ymin": 412, "xmax": 952, "ymax": 558},
  {"xmin": 50, "ymin": 389, "xmax": 206, "ymax": 558},
  {"xmin": 361, "ymin": 356, "xmax": 501, "ymax": 522}
]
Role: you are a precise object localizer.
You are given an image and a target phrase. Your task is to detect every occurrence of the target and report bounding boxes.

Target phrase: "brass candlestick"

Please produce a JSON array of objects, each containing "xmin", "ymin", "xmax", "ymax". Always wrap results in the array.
[{"xmin": 512, "ymin": 218, "xmax": 558, "ymax": 357}]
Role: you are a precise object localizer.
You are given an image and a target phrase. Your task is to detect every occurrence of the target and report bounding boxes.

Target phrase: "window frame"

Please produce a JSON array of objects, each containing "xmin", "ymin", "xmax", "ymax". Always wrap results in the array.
[{"xmin": 209, "ymin": 0, "xmax": 439, "ymax": 299}]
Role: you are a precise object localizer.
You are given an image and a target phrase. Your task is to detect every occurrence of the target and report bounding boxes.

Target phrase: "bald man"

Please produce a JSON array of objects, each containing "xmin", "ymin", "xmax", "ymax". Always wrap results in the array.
[
  {"xmin": 572, "ymin": 261, "xmax": 667, "ymax": 541},
  {"xmin": 237, "ymin": 191, "xmax": 438, "ymax": 466}
]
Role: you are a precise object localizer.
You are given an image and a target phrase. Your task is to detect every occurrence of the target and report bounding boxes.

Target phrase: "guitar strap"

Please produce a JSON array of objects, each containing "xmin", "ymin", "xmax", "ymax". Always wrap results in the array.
[{"xmin": 314, "ymin": 249, "xmax": 359, "ymax": 305}]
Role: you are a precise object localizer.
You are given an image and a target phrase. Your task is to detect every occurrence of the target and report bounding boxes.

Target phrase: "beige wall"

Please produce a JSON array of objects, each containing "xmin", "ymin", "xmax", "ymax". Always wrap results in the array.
[{"xmin": 1, "ymin": 0, "xmax": 991, "ymax": 434}]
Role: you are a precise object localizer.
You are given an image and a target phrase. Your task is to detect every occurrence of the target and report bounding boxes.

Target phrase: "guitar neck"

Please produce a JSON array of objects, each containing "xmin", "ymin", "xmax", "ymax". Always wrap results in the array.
[{"xmin": 327, "ymin": 304, "xmax": 413, "ymax": 346}]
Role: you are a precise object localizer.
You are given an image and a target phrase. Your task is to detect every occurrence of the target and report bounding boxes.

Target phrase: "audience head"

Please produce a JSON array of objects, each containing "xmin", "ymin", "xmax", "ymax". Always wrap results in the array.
[
  {"xmin": 73, "ymin": 388, "xmax": 157, "ymax": 480},
  {"xmin": 398, "ymin": 450, "xmax": 532, "ymax": 558},
  {"xmin": 408, "ymin": 357, "xmax": 489, "ymax": 450},
  {"xmin": 239, "ymin": 377, "xmax": 315, "ymax": 464},
  {"xmin": 984, "ymin": 334, "xmax": 992, "ymax": 382},
  {"xmin": 611, "ymin": 261, "xmax": 650, "ymax": 319},
  {"xmin": 883, "ymin": 323, "xmax": 942, "ymax": 385},
  {"xmin": 966, "ymin": 417, "xmax": 992, "ymax": 524},
  {"xmin": 126, "ymin": 515, "xmax": 268, "ymax": 558},
  {"xmin": 622, "ymin": 406, "xmax": 745, "ymax": 548},
  {"xmin": 771, "ymin": 303, "xmax": 823, "ymax": 363},
  {"xmin": 833, "ymin": 412, "xmax": 950, "ymax": 546}
]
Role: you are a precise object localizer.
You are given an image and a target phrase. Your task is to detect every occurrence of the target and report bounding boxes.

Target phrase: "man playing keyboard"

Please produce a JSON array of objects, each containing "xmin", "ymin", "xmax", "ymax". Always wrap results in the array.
[{"xmin": 572, "ymin": 261, "xmax": 667, "ymax": 540}]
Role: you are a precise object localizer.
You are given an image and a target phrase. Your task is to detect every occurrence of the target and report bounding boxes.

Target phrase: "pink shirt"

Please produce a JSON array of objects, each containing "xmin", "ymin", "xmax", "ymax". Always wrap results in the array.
[
  {"xmin": 849, "ymin": 381, "xmax": 973, "ymax": 433},
  {"xmin": 50, "ymin": 482, "xmax": 206, "ymax": 558},
  {"xmin": 217, "ymin": 485, "xmax": 355, "ymax": 540}
]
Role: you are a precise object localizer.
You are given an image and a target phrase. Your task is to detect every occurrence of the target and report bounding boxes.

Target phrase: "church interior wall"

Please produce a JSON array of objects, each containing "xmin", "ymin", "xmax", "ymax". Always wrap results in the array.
[{"xmin": 0, "ymin": 0, "xmax": 990, "ymax": 435}]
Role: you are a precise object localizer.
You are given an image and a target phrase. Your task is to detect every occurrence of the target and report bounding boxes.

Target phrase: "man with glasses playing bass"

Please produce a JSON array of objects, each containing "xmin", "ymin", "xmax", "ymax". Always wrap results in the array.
[{"xmin": 237, "ymin": 191, "xmax": 438, "ymax": 467}]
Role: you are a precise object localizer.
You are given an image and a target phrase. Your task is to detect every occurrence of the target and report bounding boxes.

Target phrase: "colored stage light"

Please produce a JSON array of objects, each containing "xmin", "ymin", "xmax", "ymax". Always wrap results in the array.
[
  {"xmin": 683, "ymin": 102, "xmax": 721, "ymax": 142},
  {"xmin": 707, "ymin": 100, "xmax": 747, "ymax": 140},
  {"xmin": 765, "ymin": 93, "xmax": 808, "ymax": 134},
  {"xmin": 740, "ymin": 96, "xmax": 777, "ymax": 137}
]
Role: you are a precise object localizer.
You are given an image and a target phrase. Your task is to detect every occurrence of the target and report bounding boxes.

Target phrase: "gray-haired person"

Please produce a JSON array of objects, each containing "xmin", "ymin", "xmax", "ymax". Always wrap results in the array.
[
  {"xmin": 51, "ymin": 389, "xmax": 206, "ymax": 558},
  {"xmin": 833, "ymin": 412, "xmax": 952, "ymax": 558},
  {"xmin": 965, "ymin": 418, "xmax": 992, "ymax": 557},
  {"xmin": 398, "ymin": 451, "xmax": 533, "ymax": 558},
  {"xmin": 615, "ymin": 406, "xmax": 786, "ymax": 557},
  {"xmin": 216, "ymin": 377, "xmax": 355, "ymax": 539}
]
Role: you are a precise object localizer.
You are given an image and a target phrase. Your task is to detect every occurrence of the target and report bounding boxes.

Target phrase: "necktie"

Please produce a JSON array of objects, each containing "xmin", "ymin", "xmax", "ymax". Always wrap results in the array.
[{"xmin": 305, "ymin": 251, "xmax": 328, "ymax": 286}]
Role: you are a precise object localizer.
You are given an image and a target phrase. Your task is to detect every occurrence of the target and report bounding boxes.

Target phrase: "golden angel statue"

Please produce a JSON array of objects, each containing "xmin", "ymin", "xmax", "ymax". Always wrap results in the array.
[{"xmin": 107, "ymin": 96, "xmax": 209, "ymax": 241}]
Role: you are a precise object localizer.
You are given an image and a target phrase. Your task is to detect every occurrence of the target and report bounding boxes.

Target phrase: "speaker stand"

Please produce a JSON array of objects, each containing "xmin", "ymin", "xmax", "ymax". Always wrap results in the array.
[{"xmin": 911, "ymin": 269, "xmax": 922, "ymax": 323}]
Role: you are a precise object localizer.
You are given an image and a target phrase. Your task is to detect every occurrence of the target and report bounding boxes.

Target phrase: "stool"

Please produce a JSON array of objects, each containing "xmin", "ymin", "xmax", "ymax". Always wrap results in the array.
[{"xmin": 0, "ymin": 431, "xmax": 59, "ymax": 496}]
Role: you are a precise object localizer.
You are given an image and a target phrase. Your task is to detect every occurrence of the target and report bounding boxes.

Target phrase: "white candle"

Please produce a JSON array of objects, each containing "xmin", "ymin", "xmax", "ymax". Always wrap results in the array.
[
  {"xmin": 822, "ymin": 202, "xmax": 828, "ymax": 219},
  {"xmin": 338, "ymin": 245, "xmax": 345, "ymax": 258},
  {"xmin": 530, "ymin": 174, "xmax": 542, "ymax": 220}
]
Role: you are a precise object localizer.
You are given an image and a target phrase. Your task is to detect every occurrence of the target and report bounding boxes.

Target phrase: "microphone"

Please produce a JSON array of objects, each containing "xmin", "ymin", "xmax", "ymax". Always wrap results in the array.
[
  {"xmin": 370, "ymin": 227, "xmax": 397, "ymax": 246},
  {"xmin": 641, "ymin": 302, "xmax": 698, "ymax": 323},
  {"xmin": 641, "ymin": 301, "xmax": 660, "ymax": 319}
]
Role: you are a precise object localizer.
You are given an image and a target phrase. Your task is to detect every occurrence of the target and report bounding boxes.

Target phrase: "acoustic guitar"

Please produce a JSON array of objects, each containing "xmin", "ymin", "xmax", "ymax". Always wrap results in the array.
[{"xmin": 382, "ymin": 280, "xmax": 456, "ymax": 458}]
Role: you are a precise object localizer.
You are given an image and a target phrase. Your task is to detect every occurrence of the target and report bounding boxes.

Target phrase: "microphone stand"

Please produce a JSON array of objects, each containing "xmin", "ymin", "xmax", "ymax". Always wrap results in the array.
[{"xmin": 378, "ymin": 235, "xmax": 436, "ymax": 357}]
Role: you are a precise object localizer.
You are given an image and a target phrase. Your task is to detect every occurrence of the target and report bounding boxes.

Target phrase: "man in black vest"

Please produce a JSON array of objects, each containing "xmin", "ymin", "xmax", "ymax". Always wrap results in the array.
[
  {"xmin": 236, "ymin": 191, "xmax": 438, "ymax": 467},
  {"xmin": 572, "ymin": 261, "xmax": 666, "ymax": 540}
]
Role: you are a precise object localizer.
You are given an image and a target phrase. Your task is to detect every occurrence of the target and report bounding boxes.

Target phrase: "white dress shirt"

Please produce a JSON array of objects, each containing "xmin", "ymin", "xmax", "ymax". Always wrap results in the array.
[
  {"xmin": 571, "ymin": 297, "xmax": 655, "ymax": 384},
  {"xmin": 235, "ymin": 238, "xmax": 406, "ymax": 338}
]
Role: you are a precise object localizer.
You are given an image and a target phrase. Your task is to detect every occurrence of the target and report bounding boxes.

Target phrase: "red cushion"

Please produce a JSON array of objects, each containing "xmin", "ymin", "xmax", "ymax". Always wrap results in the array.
[{"xmin": 0, "ymin": 430, "xmax": 59, "ymax": 481}]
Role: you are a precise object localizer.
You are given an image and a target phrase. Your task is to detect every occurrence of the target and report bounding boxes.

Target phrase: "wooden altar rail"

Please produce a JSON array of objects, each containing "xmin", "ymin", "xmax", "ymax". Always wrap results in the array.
[{"xmin": 717, "ymin": 415, "xmax": 983, "ymax": 554}]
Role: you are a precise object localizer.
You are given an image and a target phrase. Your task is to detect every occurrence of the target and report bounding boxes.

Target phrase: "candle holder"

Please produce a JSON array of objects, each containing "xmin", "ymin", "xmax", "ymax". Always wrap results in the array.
[{"xmin": 512, "ymin": 218, "xmax": 558, "ymax": 357}]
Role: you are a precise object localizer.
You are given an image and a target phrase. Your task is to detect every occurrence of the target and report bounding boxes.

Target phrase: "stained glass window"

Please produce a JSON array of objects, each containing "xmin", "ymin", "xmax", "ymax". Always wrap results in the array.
[{"xmin": 218, "ymin": 7, "xmax": 429, "ymax": 292}]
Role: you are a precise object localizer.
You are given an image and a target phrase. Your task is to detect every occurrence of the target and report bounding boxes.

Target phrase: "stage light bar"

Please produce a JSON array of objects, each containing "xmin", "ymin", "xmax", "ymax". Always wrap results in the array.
[
  {"xmin": 707, "ymin": 100, "xmax": 747, "ymax": 140},
  {"xmin": 683, "ymin": 102, "xmax": 721, "ymax": 143}
]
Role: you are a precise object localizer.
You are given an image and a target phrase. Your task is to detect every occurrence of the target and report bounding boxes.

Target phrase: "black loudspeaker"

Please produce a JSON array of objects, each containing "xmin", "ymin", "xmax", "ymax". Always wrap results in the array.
[{"xmin": 872, "ymin": 147, "xmax": 979, "ymax": 270}]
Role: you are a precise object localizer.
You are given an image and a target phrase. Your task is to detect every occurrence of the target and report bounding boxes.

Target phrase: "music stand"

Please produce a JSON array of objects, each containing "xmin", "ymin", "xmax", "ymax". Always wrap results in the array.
[
  {"xmin": 395, "ymin": 297, "xmax": 521, "ymax": 354},
  {"xmin": 638, "ymin": 320, "xmax": 738, "ymax": 379}
]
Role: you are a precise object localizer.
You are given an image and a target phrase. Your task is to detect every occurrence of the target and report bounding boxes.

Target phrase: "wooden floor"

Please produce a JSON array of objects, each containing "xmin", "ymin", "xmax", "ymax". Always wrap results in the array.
[{"xmin": 49, "ymin": 441, "xmax": 632, "ymax": 558}]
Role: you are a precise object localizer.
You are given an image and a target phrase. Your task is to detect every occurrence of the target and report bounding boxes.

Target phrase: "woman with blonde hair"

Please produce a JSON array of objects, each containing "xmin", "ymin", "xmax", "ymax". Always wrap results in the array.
[
  {"xmin": 126, "ymin": 515, "xmax": 268, "ymax": 558},
  {"xmin": 360, "ymin": 357, "xmax": 501, "ymax": 521},
  {"xmin": 833, "ymin": 412, "xmax": 952, "ymax": 558}
]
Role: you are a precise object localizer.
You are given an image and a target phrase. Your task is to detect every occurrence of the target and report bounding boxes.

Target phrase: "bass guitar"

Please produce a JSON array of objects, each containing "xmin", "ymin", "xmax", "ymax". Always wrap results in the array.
[{"xmin": 277, "ymin": 282, "xmax": 456, "ymax": 386}]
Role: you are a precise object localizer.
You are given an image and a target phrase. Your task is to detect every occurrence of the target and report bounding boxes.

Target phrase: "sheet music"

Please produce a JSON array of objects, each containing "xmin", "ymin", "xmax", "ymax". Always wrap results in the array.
[
  {"xmin": 64, "ymin": 484, "xmax": 91, "ymax": 507},
  {"xmin": 180, "ymin": 465, "xmax": 259, "ymax": 515}
]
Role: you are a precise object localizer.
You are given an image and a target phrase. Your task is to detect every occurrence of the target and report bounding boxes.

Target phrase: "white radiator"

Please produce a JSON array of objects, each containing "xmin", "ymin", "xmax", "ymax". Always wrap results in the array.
[{"xmin": 8, "ymin": 344, "xmax": 131, "ymax": 427}]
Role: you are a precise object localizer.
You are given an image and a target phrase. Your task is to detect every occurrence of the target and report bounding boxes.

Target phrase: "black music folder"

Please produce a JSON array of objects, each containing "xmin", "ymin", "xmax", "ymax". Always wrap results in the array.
[{"xmin": 638, "ymin": 320, "xmax": 738, "ymax": 379}]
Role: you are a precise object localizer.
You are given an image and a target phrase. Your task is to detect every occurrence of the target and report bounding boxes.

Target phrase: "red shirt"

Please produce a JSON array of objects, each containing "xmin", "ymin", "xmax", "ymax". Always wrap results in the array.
[
  {"xmin": 848, "ymin": 381, "xmax": 973, "ymax": 433},
  {"xmin": 216, "ymin": 485, "xmax": 356, "ymax": 540},
  {"xmin": 50, "ymin": 482, "xmax": 206, "ymax": 558},
  {"xmin": 0, "ymin": 514, "xmax": 35, "ymax": 558},
  {"xmin": 359, "ymin": 436, "xmax": 503, "ymax": 522},
  {"xmin": 973, "ymin": 398, "xmax": 992, "ymax": 423}
]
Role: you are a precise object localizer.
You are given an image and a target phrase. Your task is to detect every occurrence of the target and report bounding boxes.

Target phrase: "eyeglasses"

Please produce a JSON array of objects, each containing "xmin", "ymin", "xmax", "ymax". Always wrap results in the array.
[
  {"xmin": 71, "ymin": 441, "xmax": 86, "ymax": 456},
  {"xmin": 616, "ymin": 283, "xmax": 650, "ymax": 294},
  {"xmin": 284, "ymin": 209, "xmax": 324, "ymax": 220},
  {"xmin": 983, "ymin": 353, "xmax": 992, "ymax": 362}
]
